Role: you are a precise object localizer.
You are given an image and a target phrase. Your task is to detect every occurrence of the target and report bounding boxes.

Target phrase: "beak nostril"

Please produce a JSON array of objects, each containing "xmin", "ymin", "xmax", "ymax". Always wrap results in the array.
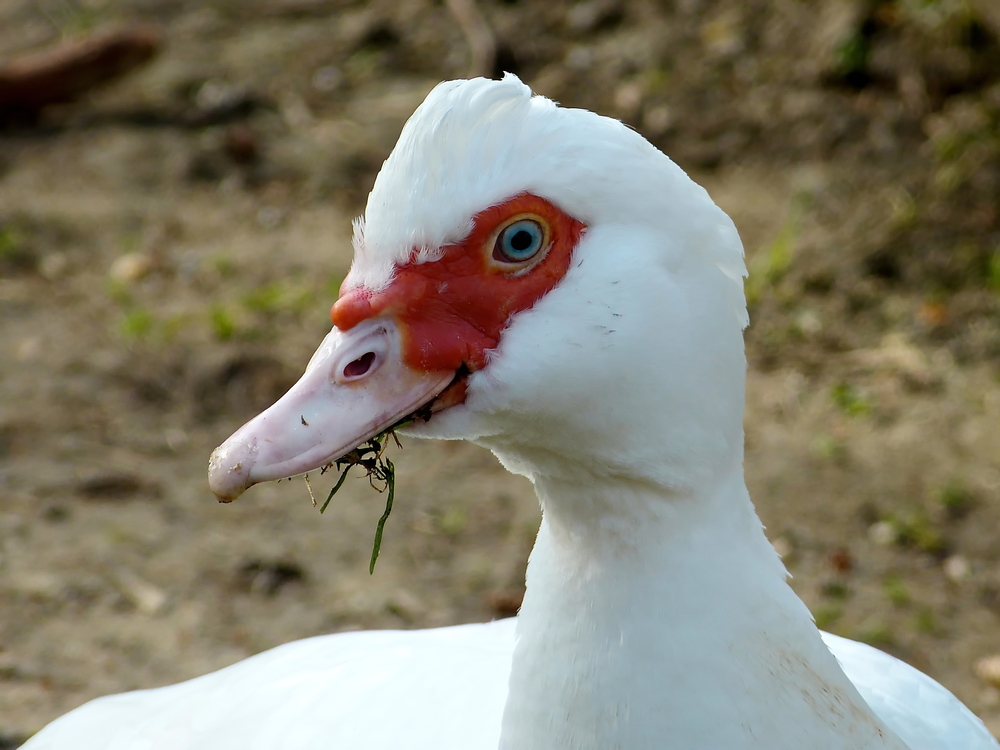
[{"xmin": 343, "ymin": 351, "xmax": 377, "ymax": 379}]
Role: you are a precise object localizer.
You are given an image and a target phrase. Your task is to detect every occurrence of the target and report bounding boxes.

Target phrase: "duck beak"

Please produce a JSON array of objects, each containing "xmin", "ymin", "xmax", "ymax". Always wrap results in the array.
[{"xmin": 208, "ymin": 318, "xmax": 454, "ymax": 503}]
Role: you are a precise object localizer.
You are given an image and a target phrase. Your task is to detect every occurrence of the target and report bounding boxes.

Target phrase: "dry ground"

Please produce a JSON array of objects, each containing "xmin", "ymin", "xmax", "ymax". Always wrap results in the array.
[{"xmin": 1, "ymin": 0, "xmax": 999, "ymax": 743}]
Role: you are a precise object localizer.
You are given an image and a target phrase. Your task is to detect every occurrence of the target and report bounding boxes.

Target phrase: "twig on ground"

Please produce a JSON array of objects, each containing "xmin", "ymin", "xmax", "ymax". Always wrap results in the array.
[
  {"xmin": 304, "ymin": 474, "xmax": 316, "ymax": 507},
  {"xmin": 0, "ymin": 24, "xmax": 161, "ymax": 123}
]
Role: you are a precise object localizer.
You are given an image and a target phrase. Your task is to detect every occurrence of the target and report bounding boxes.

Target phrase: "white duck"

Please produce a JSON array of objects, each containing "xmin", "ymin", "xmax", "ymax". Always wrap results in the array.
[{"xmin": 26, "ymin": 75, "xmax": 997, "ymax": 750}]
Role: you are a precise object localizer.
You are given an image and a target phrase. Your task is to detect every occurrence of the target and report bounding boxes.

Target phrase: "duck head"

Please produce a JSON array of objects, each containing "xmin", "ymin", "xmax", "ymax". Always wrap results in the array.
[{"xmin": 209, "ymin": 74, "xmax": 748, "ymax": 504}]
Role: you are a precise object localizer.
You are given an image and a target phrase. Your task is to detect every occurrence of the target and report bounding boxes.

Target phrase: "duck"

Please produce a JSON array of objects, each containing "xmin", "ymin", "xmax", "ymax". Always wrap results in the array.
[{"xmin": 25, "ymin": 74, "xmax": 998, "ymax": 750}]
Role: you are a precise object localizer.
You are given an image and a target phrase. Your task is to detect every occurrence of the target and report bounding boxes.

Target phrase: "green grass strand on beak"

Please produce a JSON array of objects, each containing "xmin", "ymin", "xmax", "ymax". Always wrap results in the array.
[
  {"xmin": 319, "ymin": 464, "xmax": 352, "ymax": 513},
  {"xmin": 368, "ymin": 459, "xmax": 394, "ymax": 575},
  {"xmin": 315, "ymin": 431, "xmax": 399, "ymax": 573}
]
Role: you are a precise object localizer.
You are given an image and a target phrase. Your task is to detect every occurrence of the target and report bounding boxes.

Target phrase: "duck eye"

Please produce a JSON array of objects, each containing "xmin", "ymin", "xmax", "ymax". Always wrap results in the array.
[{"xmin": 493, "ymin": 219, "xmax": 545, "ymax": 264}]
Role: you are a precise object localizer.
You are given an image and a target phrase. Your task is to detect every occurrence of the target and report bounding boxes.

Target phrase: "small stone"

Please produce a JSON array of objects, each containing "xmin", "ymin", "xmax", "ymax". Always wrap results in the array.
[
  {"xmin": 868, "ymin": 520, "xmax": 896, "ymax": 546},
  {"xmin": 10, "ymin": 571, "xmax": 63, "ymax": 601},
  {"xmin": 977, "ymin": 655, "xmax": 1000, "ymax": 688},
  {"xmin": 256, "ymin": 206, "xmax": 284, "ymax": 230},
  {"xmin": 16, "ymin": 337, "xmax": 41, "ymax": 362},
  {"xmin": 109, "ymin": 252, "xmax": 154, "ymax": 283},
  {"xmin": 194, "ymin": 79, "xmax": 244, "ymax": 112},
  {"xmin": 311, "ymin": 65, "xmax": 342, "ymax": 92},
  {"xmin": 852, "ymin": 333, "xmax": 939, "ymax": 391},
  {"xmin": 566, "ymin": 0, "xmax": 622, "ymax": 33},
  {"xmin": 115, "ymin": 569, "xmax": 168, "ymax": 615},
  {"xmin": 943, "ymin": 555, "xmax": 970, "ymax": 582},
  {"xmin": 39, "ymin": 252, "xmax": 68, "ymax": 280},
  {"xmin": 565, "ymin": 46, "xmax": 594, "ymax": 71},
  {"xmin": 280, "ymin": 92, "xmax": 314, "ymax": 129},
  {"xmin": 643, "ymin": 105, "xmax": 673, "ymax": 136},
  {"xmin": 164, "ymin": 427, "xmax": 189, "ymax": 451},
  {"xmin": 795, "ymin": 308, "xmax": 822, "ymax": 336},
  {"xmin": 614, "ymin": 82, "xmax": 643, "ymax": 117}
]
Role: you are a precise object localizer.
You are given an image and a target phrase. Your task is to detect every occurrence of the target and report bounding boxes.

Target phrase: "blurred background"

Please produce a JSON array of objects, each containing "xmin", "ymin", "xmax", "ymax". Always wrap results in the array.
[{"xmin": 1, "ymin": 0, "xmax": 999, "ymax": 743}]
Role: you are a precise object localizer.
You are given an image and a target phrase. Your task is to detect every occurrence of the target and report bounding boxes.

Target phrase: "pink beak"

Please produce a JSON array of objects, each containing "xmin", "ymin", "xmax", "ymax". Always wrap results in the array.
[{"xmin": 207, "ymin": 318, "xmax": 454, "ymax": 502}]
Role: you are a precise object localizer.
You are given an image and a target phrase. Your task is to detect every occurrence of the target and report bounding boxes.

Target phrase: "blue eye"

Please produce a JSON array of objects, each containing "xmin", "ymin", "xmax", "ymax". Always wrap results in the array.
[{"xmin": 494, "ymin": 219, "xmax": 545, "ymax": 264}]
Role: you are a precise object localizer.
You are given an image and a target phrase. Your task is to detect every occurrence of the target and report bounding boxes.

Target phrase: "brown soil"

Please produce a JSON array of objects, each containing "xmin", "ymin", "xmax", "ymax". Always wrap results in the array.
[{"xmin": 1, "ymin": 0, "xmax": 999, "ymax": 743}]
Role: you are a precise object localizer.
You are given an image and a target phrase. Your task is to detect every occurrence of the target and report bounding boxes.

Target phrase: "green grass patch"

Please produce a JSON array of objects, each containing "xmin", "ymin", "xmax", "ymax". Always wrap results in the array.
[
  {"xmin": 888, "ymin": 510, "xmax": 946, "ymax": 555},
  {"xmin": 821, "ymin": 580, "xmax": 850, "ymax": 599},
  {"xmin": 937, "ymin": 479, "xmax": 974, "ymax": 520},
  {"xmin": 830, "ymin": 382, "xmax": 872, "ymax": 417},
  {"xmin": 856, "ymin": 623, "xmax": 895, "ymax": 648},
  {"xmin": 987, "ymin": 249, "xmax": 1000, "ymax": 293},
  {"xmin": 439, "ymin": 506, "xmax": 467, "ymax": 536},
  {"xmin": 883, "ymin": 574, "xmax": 911, "ymax": 607},
  {"xmin": 0, "ymin": 226, "xmax": 23, "ymax": 259},
  {"xmin": 106, "ymin": 279, "xmax": 134, "ymax": 307},
  {"xmin": 914, "ymin": 607, "xmax": 938, "ymax": 636},
  {"xmin": 120, "ymin": 308, "xmax": 154, "ymax": 340},
  {"xmin": 326, "ymin": 275, "xmax": 345, "ymax": 299},
  {"xmin": 745, "ymin": 216, "xmax": 797, "ymax": 307},
  {"xmin": 241, "ymin": 283, "xmax": 286, "ymax": 315},
  {"xmin": 317, "ymin": 432, "xmax": 400, "ymax": 574},
  {"xmin": 212, "ymin": 255, "xmax": 238, "ymax": 279},
  {"xmin": 834, "ymin": 31, "xmax": 868, "ymax": 76},
  {"xmin": 0, "ymin": 225, "xmax": 33, "ymax": 270},
  {"xmin": 813, "ymin": 604, "xmax": 843, "ymax": 630},
  {"xmin": 210, "ymin": 304, "xmax": 237, "ymax": 341},
  {"xmin": 241, "ymin": 282, "xmax": 314, "ymax": 317},
  {"xmin": 812, "ymin": 433, "xmax": 848, "ymax": 463}
]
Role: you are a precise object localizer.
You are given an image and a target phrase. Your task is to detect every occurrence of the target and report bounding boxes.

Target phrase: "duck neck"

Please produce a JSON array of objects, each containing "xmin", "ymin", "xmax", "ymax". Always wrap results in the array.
[{"xmin": 497, "ymin": 466, "xmax": 906, "ymax": 750}]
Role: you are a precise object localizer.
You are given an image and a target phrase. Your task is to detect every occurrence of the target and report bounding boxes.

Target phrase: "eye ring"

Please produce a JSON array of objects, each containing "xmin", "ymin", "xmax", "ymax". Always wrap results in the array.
[{"xmin": 492, "ymin": 216, "xmax": 549, "ymax": 267}]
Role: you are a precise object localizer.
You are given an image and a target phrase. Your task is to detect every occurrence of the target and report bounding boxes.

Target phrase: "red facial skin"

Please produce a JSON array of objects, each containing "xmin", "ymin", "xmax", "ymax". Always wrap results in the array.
[{"xmin": 332, "ymin": 194, "xmax": 586, "ymax": 380}]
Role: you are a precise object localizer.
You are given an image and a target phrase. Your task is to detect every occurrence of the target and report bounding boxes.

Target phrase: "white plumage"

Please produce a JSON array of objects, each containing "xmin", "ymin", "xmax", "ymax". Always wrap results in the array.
[
  {"xmin": 26, "ymin": 75, "xmax": 998, "ymax": 749},
  {"xmin": 26, "ymin": 622, "xmax": 997, "ymax": 749}
]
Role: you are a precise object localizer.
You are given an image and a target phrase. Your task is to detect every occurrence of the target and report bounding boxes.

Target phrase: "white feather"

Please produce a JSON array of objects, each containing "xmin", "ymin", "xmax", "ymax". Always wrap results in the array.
[{"xmin": 27, "ymin": 621, "xmax": 996, "ymax": 749}]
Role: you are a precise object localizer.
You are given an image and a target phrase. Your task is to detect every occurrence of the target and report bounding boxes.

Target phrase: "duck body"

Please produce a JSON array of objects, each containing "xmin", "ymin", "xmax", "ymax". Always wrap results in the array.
[
  {"xmin": 26, "ymin": 619, "xmax": 997, "ymax": 749},
  {"xmin": 24, "ymin": 75, "xmax": 999, "ymax": 749}
]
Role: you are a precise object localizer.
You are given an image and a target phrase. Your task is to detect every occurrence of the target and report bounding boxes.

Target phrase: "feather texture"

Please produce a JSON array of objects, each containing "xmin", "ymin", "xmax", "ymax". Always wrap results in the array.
[{"xmin": 27, "ymin": 621, "xmax": 997, "ymax": 749}]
